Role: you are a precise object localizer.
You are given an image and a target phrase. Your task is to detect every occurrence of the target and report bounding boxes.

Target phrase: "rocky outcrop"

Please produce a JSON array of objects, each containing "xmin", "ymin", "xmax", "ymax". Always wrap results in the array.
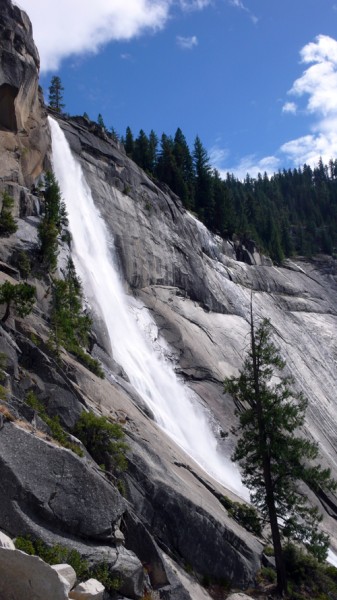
[
  {"xmin": 0, "ymin": 0, "xmax": 50, "ymax": 197},
  {"xmin": 0, "ymin": 422, "xmax": 125, "ymax": 541}
]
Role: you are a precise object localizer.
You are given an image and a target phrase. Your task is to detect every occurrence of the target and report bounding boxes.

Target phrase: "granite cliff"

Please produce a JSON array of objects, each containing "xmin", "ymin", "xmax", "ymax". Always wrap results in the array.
[{"xmin": 1, "ymin": 0, "xmax": 337, "ymax": 598}]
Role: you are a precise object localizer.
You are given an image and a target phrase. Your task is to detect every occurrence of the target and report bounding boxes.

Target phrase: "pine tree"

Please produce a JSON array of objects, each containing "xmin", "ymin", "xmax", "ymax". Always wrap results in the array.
[
  {"xmin": 97, "ymin": 114, "xmax": 106, "ymax": 130},
  {"xmin": 193, "ymin": 136, "xmax": 214, "ymax": 227},
  {"xmin": 38, "ymin": 172, "xmax": 68, "ymax": 272},
  {"xmin": 148, "ymin": 129, "xmax": 159, "ymax": 174},
  {"xmin": 124, "ymin": 126, "xmax": 134, "ymax": 157},
  {"xmin": 48, "ymin": 76, "xmax": 65, "ymax": 113},
  {"xmin": 133, "ymin": 129, "xmax": 151, "ymax": 171},
  {"xmin": 224, "ymin": 309, "xmax": 336, "ymax": 596}
]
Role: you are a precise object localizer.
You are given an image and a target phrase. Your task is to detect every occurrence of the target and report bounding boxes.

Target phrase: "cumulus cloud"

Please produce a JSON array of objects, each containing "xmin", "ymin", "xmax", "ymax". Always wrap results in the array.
[
  {"xmin": 282, "ymin": 101, "xmax": 297, "ymax": 115},
  {"xmin": 281, "ymin": 34, "xmax": 337, "ymax": 165},
  {"xmin": 15, "ymin": 0, "xmax": 207, "ymax": 71},
  {"xmin": 176, "ymin": 35, "xmax": 198, "ymax": 49},
  {"xmin": 212, "ymin": 34, "xmax": 337, "ymax": 179}
]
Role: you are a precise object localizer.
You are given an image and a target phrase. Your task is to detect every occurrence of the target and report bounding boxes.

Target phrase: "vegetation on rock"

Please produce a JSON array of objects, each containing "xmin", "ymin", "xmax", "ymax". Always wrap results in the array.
[
  {"xmin": 0, "ymin": 191, "xmax": 17, "ymax": 236},
  {"xmin": 224, "ymin": 309, "xmax": 336, "ymax": 596},
  {"xmin": 14, "ymin": 536, "xmax": 121, "ymax": 592},
  {"xmin": 219, "ymin": 494, "xmax": 262, "ymax": 536},
  {"xmin": 25, "ymin": 390, "xmax": 83, "ymax": 456},
  {"xmin": 122, "ymin": 126, "xmax": 337, "ymax": 261},
  {"xmin": 73, "ymin": 411, "xmax": 128, "ymax": 475},
  {"xmin": 49, "ymin": 257, "xmax": 104, "ymax": 378},
  {"xmin": 38, "ymin": 171, "xmax": 68, "ymax": 272},
  {"xmin": 0, "ymin": 281, "xmax": 35, "ymax": 323}
]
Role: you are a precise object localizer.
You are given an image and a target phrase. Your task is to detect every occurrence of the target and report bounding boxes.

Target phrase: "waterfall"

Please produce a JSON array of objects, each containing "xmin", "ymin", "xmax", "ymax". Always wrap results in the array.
[{"xmin": 49, "ymin": 116, "xmax": 247, "ymax": 499}]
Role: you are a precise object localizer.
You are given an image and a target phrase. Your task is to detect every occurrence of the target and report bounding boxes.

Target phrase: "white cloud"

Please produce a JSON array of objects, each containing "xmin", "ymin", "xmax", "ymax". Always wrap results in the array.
[
  {"xmin": 281, "ymin": 35, "xmax": 337, "ymax": 165},
  {"xmin": 228, "ymin": 0, "xmax": 258, "ymax": 24},
  {"xmin": 282, "ymin": 101, "xmax": 297, "ymax": 115},
  {"xmin": 179, "ymin": 0, "xmax": 212, "ymax": 10},
  {"xmin": 176, "ymin": 35, "xmax": 198, "ymax": 49},
  {"xmin": 210, "ymin": 145, "xmax": 280, "ymax": 180},
  {"xmin": 15, "ymin": 0, "xmax": 208, "ymax": 72},
  {"xmin": 213, "ymin": 34, "xmax": 337, "ymax": 179}
]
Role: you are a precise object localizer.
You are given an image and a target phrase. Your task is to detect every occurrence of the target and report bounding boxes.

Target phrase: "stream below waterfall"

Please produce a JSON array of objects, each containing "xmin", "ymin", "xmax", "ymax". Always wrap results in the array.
[{"xmin": 49, "ymin": 116, "xmax": 247, "ymax": 499}]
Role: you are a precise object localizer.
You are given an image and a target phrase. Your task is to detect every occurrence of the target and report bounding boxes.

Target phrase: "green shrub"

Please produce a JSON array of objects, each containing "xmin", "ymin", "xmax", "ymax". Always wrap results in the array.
[
  {"xmin": 15, "ymin": 536, "xmax": 88, "ymax": 579},
  {"xmin": 90, "ymin": 562, "xmax": 121, "ymax": 593},
  {"xmin": 15, "ymin": 537, "xmax": 122, "ymax": 592},
  {"xmin": 220, "ymin": 495, "xmax": 262, "ymax": 536},
  {"xmin": 258, "ymin": 566, "xmax": 277, "ymax": 583},
  {"xmin": 70, "ymin": 346, "xmax": 104, "ymax": 378},
  {"xmin": 282, "ymin": 543, "xmax": 337, "ymax": 599},
  {"xmin": 73, "ymin": 411, "xmax": 128, "ymax": 473},
  {"xmin": 15, "ymin": 536, "xmax": 36, "ymax": 555}
]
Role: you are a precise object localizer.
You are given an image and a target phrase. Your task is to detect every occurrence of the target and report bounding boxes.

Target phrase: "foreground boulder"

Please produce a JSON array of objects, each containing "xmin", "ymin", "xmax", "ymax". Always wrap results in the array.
[
  {"xmin": 51, "ymin": 564, "xmax": 77, "ymax": 594},
  {"xmin": 0, "ymin": 546, "xmax": 69, "ymax": 600},
  {"xmin": 69, "ymin": 578, "xmax": 105, "ymax": 600},
  {"xmin": 0, "ymin": 422, "xmax": 125, "ymax": 541}
]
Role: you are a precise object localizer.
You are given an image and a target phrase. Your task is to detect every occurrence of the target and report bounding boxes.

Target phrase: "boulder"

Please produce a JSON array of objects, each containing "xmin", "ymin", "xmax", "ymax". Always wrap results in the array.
[
  {"xmin": 0, "ymin": 547, "xmax": 69, "ymax": 599},
  {"xmin": 51, "ymin": 564, "xmax": 77, "ymax": 593},
  {"xmin": 69, "ymin": 578, "xmax": 105, "ymax": 600},
  {"xmin": 0, "ymin": 422, "xmax": 125, "ymax": 542},
  {"xmin": 0, "ymin": 530, "xmax": 15, "ymax": 549}
]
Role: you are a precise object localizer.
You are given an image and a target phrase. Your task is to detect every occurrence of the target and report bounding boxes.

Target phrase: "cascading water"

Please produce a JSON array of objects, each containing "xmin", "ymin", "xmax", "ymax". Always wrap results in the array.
[{"xmin": 49, "ymin": 116, "xmax": 247, "ymax": 498}]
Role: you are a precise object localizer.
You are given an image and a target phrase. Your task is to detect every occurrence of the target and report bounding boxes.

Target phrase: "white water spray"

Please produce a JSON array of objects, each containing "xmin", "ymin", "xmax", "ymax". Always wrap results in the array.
[{"xmin": 49, "ymin": 116, "xmax": 246, "ymax": 498}]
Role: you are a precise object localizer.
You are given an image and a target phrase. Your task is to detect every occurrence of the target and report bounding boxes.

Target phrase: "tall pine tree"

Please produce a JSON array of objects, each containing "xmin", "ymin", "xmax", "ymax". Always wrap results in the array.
[{"xmin": 224, "ymin": 310, "xmax": 336, "ymax": 596}]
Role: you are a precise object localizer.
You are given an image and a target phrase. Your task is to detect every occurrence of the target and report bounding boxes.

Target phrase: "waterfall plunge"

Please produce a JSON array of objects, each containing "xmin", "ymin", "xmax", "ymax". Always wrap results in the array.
[{"xmin": 49, "ymin": 116, "xmax": 247, "ymax": 499}]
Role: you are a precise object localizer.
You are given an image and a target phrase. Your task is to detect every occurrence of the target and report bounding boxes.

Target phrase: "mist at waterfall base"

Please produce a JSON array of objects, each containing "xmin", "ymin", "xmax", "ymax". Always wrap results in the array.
[{"xmin": 49, "ymin": 116, "xmax": 247, "ymax": 499}]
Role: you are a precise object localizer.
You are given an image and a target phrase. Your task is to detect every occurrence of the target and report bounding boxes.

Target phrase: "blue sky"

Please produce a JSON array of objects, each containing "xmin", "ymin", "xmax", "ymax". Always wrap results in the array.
[{"xmin": 17, "ymin": 0, "xmax": 337, "ymax": 178}]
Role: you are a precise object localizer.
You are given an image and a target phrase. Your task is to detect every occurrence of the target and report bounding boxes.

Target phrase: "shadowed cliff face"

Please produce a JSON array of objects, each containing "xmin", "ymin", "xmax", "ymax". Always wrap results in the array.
[{"xmin": 0, "ymin": 0, "xmax": 49, "ymax": 190}]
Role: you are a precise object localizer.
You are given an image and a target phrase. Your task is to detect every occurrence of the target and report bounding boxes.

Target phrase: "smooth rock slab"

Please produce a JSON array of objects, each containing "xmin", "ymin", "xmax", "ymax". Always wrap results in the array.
[
  {"xmin": 0, "ymin": 547, "xmax": 68, "ymax": 599},
  {"xmin": 69, "ymin": 578, "xmax": 105, "ymax": 599}
]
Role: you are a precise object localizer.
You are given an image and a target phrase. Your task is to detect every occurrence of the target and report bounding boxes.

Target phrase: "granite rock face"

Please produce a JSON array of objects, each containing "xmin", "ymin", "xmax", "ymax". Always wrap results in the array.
[
  {"xmin": 0, "ymin": 422, "xmax": 125, "ymax": 541},
  {"xmin": 0, "ymin": 0, "xmax": 50, "ymax": 195},
  {"xmin": 55, "ymin": 115, "xmax": 337, "ymax": 553},
  {"xmin": 2, "ymin": 0, "xmax": 337, "ymax": 596}
]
